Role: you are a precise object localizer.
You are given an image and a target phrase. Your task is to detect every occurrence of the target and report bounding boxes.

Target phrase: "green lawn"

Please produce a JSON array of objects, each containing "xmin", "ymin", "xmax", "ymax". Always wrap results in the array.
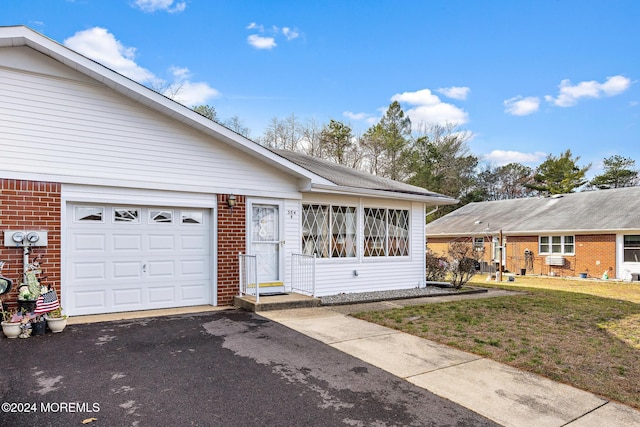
[{"xmin": 354, "ymin": 277, "xmax": 640, "ymax": 409}]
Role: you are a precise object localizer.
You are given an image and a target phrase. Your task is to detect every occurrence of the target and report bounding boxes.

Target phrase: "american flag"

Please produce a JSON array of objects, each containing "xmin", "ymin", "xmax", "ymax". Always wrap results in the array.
[{"xmin": 34, "ymin": 289, "xmax": 60, "ymax": 315}]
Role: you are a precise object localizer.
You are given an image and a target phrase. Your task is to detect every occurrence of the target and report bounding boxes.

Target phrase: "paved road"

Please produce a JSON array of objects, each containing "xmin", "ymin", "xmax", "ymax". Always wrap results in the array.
[{"xmin": 0, "ymin": 310, "xmax": 498, "ymax": 426}]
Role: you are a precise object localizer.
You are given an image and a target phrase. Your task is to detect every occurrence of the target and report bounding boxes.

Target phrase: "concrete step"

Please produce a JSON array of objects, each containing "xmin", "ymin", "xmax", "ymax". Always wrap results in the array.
[{"xmin": 234, "ymin": 293, "xmax": 321, "ymax": 312}]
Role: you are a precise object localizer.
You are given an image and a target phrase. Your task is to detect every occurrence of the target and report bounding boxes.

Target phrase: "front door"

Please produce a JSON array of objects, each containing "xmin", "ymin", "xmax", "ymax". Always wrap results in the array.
[{"xmin": 249, "ymin": 202, "xmax": 285, "ymax": 294}]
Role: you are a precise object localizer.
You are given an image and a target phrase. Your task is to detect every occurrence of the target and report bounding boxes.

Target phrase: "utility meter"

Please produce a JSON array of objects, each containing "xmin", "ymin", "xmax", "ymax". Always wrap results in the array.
[
  {"xmin": 26, "ymin": 232, "xmax": 40, "ymax": 244},
  {"xmin": 3, "ymin": 230, "xmax": 48, "ymax": 247},
  {"xmin": 11, "ymin": 231, "xmax": 25, "ymax": 244}
]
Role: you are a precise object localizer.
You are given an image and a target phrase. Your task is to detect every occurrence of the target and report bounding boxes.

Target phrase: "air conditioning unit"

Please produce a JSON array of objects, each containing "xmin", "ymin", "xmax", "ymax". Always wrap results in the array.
[{"xmin": 545, "ymin": 256, "xmax": 565, "ymax": 266}]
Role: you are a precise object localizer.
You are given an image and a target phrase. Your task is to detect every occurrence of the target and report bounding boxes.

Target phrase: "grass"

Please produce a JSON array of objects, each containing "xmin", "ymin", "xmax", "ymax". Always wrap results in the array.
[{"xmin": 354, "ymin": 275, "xmax": 640, "ymax": 409}]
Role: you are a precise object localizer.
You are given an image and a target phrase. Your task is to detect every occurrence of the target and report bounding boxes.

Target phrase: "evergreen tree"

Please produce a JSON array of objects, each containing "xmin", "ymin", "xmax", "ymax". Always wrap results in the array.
[
  {"xmin": 589, "ymin": 155, "xmax": 638, "ymax": 189},
  {"xmin": 527, "ymin": 149, "xmax": 591, "ymax": 195}
]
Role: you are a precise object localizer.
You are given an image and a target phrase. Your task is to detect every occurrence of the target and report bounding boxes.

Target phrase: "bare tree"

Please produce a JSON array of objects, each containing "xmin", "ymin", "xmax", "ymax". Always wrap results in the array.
[
  {"xmin": 223, "ymin": 115, "xmax": 251, "ymax": 138},
  {"xmin": 447, "ymin": 241, "xmax": 480, "ymax": 288}
]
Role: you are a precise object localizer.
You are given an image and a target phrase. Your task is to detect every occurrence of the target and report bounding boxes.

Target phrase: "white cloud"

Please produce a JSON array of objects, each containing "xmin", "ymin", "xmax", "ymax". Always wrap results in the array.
[
  {"xmin": 169, "ymin": 80, "xmax": 220, "ymax": 106},
  {"xmin": 343, "ymin": 111, "xmax": 368, "ymax": 121},
  {"xmin": 545, "ymin": 75, "xmax": 631, "ymax": 107},
  {"xmin": 437, "ymin": 86, "xmax": 470, "ymax": 100},
  {"xmin": 247, "ymin": 34, "xmax": 277, "ymax": 50},
  {"xmin": 484, "ymin": 150, "xmax": 546, "ymax": 165},
  {"xmin": 246, "ymin": 22, "xmax": 264, "ymax": 31},
  {"xmin": 133, "ymin": 0, "xmax": 186, "ymax": 13},
  {"xmin": 246, "ymin": 22, "xmax": 301, "ymax": 49},
  {"xmin": 391, "ymin": 88, "xmax": 469, "ymax": 126},
  {"xmin": 64, "ymin": 27, "xmax": 158, "ymax": 83},
  {"xmin": 504, "ymin": 96, "xmax": 540, "ymax": 116},
  {"xmin": 282, "ymin": 27, "xmax": 300, "ymax": 40},
  {"xmin": 64, "ymin": 27, "xmax": 219, "ymax": 107}
]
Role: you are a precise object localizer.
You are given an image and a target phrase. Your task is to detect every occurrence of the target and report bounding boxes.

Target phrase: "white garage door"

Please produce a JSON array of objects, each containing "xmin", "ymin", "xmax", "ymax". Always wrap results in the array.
[{"xmin": 66, "ymin": 204, "xmax": 212, "ymax": 315}]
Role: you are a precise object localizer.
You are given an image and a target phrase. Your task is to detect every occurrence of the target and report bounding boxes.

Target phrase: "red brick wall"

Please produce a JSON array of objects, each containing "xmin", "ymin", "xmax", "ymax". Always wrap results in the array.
[
  {"xmin": 216, "ymin": 194, "xmax": 246, "ymax": 305},
  {"xmin": 0, "ymin": 179, "xmax": 61, "ymax": 308},
  {"xmin": 574, "ymin": 234, "xmax": 616, "ymax": 278},
  {"xmin": 430, "ymin": 233, "xmax": 618, "ymax": 279}
]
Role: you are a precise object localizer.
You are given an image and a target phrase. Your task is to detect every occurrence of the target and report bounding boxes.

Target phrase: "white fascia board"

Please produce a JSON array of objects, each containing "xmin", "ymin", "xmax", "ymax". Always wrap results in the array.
[
  {"xmin": 3, "ymin": 170, "xmax": 303, "ymax": 200},
  {"xmin": 309, "ymin": 183, "xmax": 459, "ymax": 205},
  {"xmin": 1, "ymin": 26, "xmax": 331, "ymax": 187}
]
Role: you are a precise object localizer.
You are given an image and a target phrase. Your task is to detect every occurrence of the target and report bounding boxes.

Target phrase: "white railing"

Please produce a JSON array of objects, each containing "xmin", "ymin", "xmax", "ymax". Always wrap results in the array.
[
  {"xmin": 238, "ymin": 253, "xmax": 259, "ymax": 303},
  {"xmin": 291, "ymin": 253, "xmax": 316, "ymax": 296}
]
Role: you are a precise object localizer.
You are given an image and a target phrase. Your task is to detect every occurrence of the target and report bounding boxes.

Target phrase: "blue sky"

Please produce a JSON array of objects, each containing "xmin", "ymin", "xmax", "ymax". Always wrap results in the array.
[{"xmin": 2, "ymin": 0, "xmax": 639, "ymax": 177}]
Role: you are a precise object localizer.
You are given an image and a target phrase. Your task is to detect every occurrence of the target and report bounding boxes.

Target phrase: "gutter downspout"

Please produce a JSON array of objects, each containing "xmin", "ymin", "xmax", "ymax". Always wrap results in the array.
[{"xmin": 425, "ymin": 206, "xmax": 439, "ymax": 218}]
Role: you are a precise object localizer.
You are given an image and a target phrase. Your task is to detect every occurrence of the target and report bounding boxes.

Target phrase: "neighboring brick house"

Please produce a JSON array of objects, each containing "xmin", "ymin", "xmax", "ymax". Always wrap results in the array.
[
  {"xmin": 0, "ymin": 26, "xmax": 456, "ymax": 316},
  {"xmin": 425, "ymin": 187, "xmax": 640, "ymax": 281}
]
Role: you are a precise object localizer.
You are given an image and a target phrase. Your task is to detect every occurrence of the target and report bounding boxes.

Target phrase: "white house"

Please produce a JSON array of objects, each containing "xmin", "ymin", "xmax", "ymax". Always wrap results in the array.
[{"xmin": 0, "ymin": 26, "xmax": 456, "ymax": 316}]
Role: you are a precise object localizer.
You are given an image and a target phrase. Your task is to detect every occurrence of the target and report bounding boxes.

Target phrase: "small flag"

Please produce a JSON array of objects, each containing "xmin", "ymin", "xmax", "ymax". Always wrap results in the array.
[{"xmin": 34, "ymin": 289, "xmax": 60, "ymax": 315}]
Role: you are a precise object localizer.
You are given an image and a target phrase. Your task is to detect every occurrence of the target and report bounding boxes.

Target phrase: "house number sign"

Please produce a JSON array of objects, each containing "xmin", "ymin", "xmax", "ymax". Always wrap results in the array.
[{"xmin": 287, "ymin": 209, "xmax": 298, "ymax": 219}]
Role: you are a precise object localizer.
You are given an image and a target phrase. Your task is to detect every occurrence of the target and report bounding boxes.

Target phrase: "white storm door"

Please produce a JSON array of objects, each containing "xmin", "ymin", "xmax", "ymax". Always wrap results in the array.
[{"xmin": 249, "ymin": 202, "xmax": 284, "ymax": 293}]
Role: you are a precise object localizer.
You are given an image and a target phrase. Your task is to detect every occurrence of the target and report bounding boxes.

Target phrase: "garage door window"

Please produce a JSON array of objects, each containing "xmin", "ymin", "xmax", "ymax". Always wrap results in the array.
[
  {"xmin": 114, "ymin": 208, "xmax": 140, "ymax": 223},
  {"xmin": 74, "ymin": 206, "xmax": 104, "ymax": 222},
  {"xmin": 150, "ymin": 210, "xmax": 173, "ymax": 223},
  {"xmin": 181, "ymin": 211, "xmax": 203, "ymax": 224}
]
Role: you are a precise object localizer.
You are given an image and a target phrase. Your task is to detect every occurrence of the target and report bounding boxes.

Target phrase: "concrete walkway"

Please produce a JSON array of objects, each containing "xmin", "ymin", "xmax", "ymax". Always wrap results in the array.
[{"xmin": 260, "ymin": 304, "xmax": 640, "ymax": 427}]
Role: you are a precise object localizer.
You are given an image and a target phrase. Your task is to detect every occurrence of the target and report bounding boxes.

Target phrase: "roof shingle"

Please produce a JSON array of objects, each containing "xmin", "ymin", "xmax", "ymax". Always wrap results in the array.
[{"xmin": 426, "ymin": 186, "xmax": 640, "ymax": 236}]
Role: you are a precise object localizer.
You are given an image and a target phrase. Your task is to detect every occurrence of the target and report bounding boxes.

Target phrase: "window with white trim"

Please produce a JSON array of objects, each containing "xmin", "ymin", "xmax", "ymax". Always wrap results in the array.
[
  {"xmin": 623, "ymin": 235, "xmax": 640, "ymax": 262},
  {"xmin": 473, "ymin": 237, "xmax": 484, "ymax": 251},
  {"xmin": 302, "ymin": 204, "xmax": 356, "ymax": 258},
  {"xmin": 539, "ymin": 235, "xmax": 574, "ymax": 254},
  {"xmin": 364, "ymin": 207, "xmax": 409, "ymax": 257}
]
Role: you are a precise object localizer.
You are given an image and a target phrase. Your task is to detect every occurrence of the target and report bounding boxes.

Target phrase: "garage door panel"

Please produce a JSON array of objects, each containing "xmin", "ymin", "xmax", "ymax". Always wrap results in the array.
[
  {"xmin": 66, "ymin": 204, "xmax": 213, "ymax": 315},
  {"xmin": 147, "ymin": 260, "xmax": 175, "ymax": 277},
  {"xmin": 113, "ymin": 261, "xmax": 143, "ymax": 279},
  {"xmin": 148, "ymin": 234, "xmax": 176, "ymax": 251},
  {"xmin": 113, "ymin": 288, "xmax": 143, "ymax": 307},
  {"xmin": 73, "ymin": 234, "xmax": 106, "ymax": 251},
  {"xmin": 112, "ymin": 234, "xmax": 143, "ymax": 252},
  {"xmin": 181, "ymin": 284, "xmax": 208, "ymax": 301},
  {"xmin": 181, "ymin": 259, "xmax": 207, "ymax": 276},
  {"xmin": 73, "ymin": 290, "xmax": 107, "ymax": 311},
  {"xmin": 181, "ymin": 234, "xmax": 206, "ymax": 250},
  {"xmin": 74, "ymin": 262, "xmax": 107, "ymax": 280},
  {"xmin": 148, "ymin": 286, "xmax": 175, "ymax": 303}
]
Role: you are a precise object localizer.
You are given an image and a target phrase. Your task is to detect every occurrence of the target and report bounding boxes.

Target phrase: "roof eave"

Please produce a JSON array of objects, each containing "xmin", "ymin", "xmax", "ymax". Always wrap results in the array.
[{"xmin": 310, "ymin": 183, "xmax": 459, "ymax": 204}]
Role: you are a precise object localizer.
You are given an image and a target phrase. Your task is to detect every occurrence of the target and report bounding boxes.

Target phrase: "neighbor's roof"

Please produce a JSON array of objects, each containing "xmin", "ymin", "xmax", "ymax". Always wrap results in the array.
[
  {"xmin": 425, "ymin": 186, "xmax": 640, "ymax": 236},
  {"xmin": 272, "ymin": 149, "xmax": 458, "ymax": 204}
]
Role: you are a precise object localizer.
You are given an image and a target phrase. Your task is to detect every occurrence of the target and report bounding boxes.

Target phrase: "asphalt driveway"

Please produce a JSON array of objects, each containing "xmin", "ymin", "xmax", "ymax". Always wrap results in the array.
[{"xmin": 0, "ymin": 310, "xmax": 497, "ymax": 426}]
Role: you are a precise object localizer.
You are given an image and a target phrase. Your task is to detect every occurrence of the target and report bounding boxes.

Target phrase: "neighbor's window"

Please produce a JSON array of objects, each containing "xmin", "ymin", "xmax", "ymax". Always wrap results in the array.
[
  {"xmin": 302, "ymin": 204, "xmax": 356, "ymax": 258},
  {"xmin": 539, "ymin": 235, "xmax": 574, "ymax": 254},
  {"xmin": 624, "ymin": 235, "xmax": 640, "ymax": 262},
  {"xmin": 75, "ymin": 206, "xmax": 104, "ymax": 222},
  {"xmin": 473, "ymin": 237, "xmax": 485, "ymax": 251},
  {"xmin": 364, "ymin": 207, "xmax": 409, "ymax": 257}
]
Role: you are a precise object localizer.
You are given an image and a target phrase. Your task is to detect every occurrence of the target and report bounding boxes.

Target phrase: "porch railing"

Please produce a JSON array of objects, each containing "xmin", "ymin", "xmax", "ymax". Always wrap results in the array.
[
  {"xmin": 238, "ymin": 253, "xmax": 259, "ymax": 303},
  {"xmin": 291, "ymin": 253, "xmax": 316, "ymax": 297}
]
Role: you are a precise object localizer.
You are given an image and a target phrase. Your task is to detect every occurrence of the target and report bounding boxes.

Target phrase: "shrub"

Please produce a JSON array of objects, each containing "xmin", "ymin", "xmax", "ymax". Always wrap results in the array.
[{"xmin": 425, "ymin": 250, "xmax": 448, "ymax": 282}]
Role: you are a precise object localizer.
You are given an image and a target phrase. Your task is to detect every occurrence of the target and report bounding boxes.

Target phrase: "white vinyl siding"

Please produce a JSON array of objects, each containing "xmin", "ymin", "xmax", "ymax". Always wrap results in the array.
[{"xmin": 0, "ymin": 49, "xmax": 299, "ymax": 199}]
